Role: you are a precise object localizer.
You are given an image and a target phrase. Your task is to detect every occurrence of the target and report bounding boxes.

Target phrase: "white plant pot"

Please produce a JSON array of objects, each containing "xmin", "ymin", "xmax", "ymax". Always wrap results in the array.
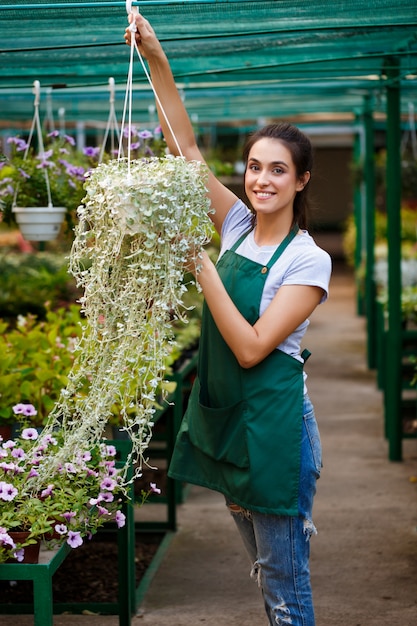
[{"xmin": 12, "ymin": 206, "xmax": 66, "ymax": 242}]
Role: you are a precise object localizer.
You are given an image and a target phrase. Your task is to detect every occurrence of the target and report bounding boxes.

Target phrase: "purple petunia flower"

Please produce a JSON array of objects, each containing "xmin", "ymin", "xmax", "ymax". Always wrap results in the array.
[
  {"xmin": 21, "ymin": 427, "xmax": 39, "ymax": 440},
  {"xmin": 54, "ymin": 524, "xmax": 68, "ymax": 535},
  {"xmin": 97, "ymin": 505, "xmax": 110, "ymax": 516},
  {"xmin": 3, "ymin": 440, "xmax": 16, "ymax": 449},
  {"xmin": 36, "ymin": 150, "xmax": 55, "ymax": 169},
  {"xmin": 99, "ymin": 491, "xmax": 114, "ymax": 503},
  {"xmin": 14, "ymin": 548, "xmax": 25, "ymax": 562},
  {"xmin": 13, "ymin": 403, "xmax": 37, "ymax": 417},
  {"xmin": 100, "ymin": 477, "xmax": 117, "ymax": 491},
  {"xmin": 0, "ymin": 481, "xmax": 18, "ymax": 501},
  {"xmin": 0, "ymin": 461, "xmax": 16, "ymax": 472},
  {"xmin": 115, "ymin": 510, "xmax": 126, "ymax": 528},
  {"xmin": 0, "ymin": 530, "xmax": 15, "ymax": 549},
  {"xmin": 105, "ymin": 445, "xmax": 117, "ymax": 457},
  {"xmin": 150, "ymin": 482, "xmax": 161, "ymax": 495},
  {"xmin": 123, "ymin": 125, "xmax": 138, "ymax": 138},
  {"xmin": 7, "ymin": 136, "xmax": 28, "ymax": 151},
  {"xmin": 106, "ymin": 466, "xmax": 118, "ymax": 478},
  {"xmin": 11, "ymin": 447, "xmax": 26, "ymax": 460},
  {"xmin": 64, "ymin": 134, "xmax": 76, "ymax": 146},
  {"xmin": 40, "ymin": 484, "xmax": 54, "ymax": 498},
  {"xmin": 18, "ymin": 167, "xmax": 30, "ymax": 180},
  {"xmin": 83, "ymin": 146, "xmax": 100, "ymax": 158},
  {"xmin": 67, "ymin": 531, "xmax": 83, "ymax": 548},
  {"xmin": 139, "ymin": 130, "xmax": 153, "ymax": 140}
]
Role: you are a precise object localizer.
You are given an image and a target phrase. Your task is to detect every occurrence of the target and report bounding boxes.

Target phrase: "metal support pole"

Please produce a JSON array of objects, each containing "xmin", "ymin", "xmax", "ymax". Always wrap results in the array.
[
  {"xmin": 384, "ymin": 57, "xmax": 403, "ymax": 461},
  {"xmin": 363, "ymin": 95, "xmax": 377, "ymax": 369},
  {"xmin": 353, "ymin": 114, "xmax": 364, "ymax": 315}
]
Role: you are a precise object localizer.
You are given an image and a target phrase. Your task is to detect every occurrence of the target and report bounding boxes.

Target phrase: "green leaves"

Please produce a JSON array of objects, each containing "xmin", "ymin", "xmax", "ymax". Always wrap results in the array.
[{"xmin": 0, "ymin": 306, "xmax": 83, "ymax": 426}]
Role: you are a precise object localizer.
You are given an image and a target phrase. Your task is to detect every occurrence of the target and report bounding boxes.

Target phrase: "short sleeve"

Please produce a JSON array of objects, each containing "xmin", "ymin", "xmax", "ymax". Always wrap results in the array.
[{"xmin": 282, "ymin": 243, "xmax": 332, "ymax": 302}]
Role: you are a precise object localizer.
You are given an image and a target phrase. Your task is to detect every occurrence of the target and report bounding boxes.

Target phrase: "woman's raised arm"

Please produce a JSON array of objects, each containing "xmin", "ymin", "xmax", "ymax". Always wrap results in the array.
[{"xmin": 125, "ymin": 13, "xmax": 238, "ymax": 233}]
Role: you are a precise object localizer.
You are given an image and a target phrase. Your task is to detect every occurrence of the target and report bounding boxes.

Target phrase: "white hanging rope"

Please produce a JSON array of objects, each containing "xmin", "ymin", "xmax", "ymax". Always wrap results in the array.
[
  {"xmin": 120, "ymin": 2, "xmax": 184, "ymax": 176},
  {"xmin": 100, "ymin": 77, "xmax": 122, "ymax": 163},
  {"xmin": 13, "ymin": 80, "xmax": 53, "ymax": 209}
]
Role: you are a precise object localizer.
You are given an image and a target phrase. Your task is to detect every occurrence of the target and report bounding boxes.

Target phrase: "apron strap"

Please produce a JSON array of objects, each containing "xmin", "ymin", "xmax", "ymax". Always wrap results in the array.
[
  {"xmin": 229, "ymin": 223, "xmax": 299, "ymax": 260},
  {"xmin": 230, "ymin": 228, "xmax": 253, "ymax": 253},
  {"xmin": 301, "ymin": 348, "xmax": 312, "ymax": 362},
  {"xmin": 266, "ymin": 223, "xmax": 299, "ymax": 268}
]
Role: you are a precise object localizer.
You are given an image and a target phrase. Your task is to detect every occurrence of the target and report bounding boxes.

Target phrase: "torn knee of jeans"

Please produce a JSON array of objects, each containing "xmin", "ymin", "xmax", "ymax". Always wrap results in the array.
[
  {"xmin": 250, "ymin": 565, "xmax": 293, "ymax": 625},
  {"xmin": 303, "ymin": 517, "xmax": 317, "ymax": 541},
  {"xmin": 272, "ymin": 598, "xmax": 293, "ymax": 624},
  {"xmin": 250, "ymin": 560, "xmax": 262, "ymax": 587}
]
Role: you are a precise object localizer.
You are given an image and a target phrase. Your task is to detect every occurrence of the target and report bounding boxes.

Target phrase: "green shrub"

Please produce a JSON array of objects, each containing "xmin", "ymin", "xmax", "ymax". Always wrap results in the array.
[
  {"xmin": 0, "ymin": 305, "xmax": 84, "ymax": 427},
  {"xmin": 0, "ymin": 252, "xmax": 80, "ymax": 322}
]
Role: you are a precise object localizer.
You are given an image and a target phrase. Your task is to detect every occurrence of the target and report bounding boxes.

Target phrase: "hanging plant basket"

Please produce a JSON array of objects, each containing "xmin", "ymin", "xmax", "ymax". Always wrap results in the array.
[
  {"xmin": 38, "ymin": 155, "xmax": 214, "ymax": 483},
  {"xmin": 12, "ymin": 206, "xmax": 67, "ymax": 241}
]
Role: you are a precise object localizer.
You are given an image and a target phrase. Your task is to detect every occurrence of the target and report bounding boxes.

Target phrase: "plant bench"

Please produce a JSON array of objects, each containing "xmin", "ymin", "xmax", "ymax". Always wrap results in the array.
[
  {"xmin": 0, "ymin": 439, "xmax": 136, "ymax": 626},
  {"xmin": 375, "ymin": 302, "xmax": 417, "ymax": 450}
]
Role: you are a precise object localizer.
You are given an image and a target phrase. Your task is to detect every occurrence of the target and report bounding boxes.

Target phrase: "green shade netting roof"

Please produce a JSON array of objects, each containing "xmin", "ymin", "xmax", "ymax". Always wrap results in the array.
[{"xmin": 0, "ymin": 0, "xmax": 417, "ymax": 124}]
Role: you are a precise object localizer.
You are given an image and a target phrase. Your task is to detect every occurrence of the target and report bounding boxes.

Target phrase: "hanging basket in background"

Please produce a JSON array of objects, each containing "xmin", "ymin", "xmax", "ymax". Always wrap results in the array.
[
  {"xmin": 5, "ymin": 81, "xmax": 86, "ymax": 242},
  {"xmin": 12, "ymin": 205, "xmax": 67, "ymax": 241}
]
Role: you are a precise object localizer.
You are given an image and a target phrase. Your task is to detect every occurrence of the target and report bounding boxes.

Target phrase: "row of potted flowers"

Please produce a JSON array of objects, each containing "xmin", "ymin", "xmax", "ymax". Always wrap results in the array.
[{"xmin": 0, "ymin": 403, "xmax": 161, "ymax": 564}]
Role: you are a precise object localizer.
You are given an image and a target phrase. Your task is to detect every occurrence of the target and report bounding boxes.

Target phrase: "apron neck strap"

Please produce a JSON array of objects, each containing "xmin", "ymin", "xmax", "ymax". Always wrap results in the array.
[
  {"xmin": 266, "ymin": 223, "xmax": 299, "ymax": 268},
  {"xmin": 230, "ymin": 223, "xmax": 299, "ymax": 263}
]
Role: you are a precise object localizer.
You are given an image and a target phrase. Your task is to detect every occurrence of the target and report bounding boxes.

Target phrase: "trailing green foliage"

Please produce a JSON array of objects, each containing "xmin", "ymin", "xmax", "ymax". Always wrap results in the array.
[{"xmin": 32, "ymin": 156, "xmax": 214, "ymax": 487}]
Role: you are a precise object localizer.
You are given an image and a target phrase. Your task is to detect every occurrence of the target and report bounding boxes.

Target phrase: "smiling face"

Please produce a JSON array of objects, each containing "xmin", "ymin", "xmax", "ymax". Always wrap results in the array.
[{"xmin": 244, "ymin": 137, "xmax": 310, "ymax": 221}]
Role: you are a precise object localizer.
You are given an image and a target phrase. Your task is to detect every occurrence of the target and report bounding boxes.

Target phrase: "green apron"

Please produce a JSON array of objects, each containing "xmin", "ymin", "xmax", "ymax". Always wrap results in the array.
[{"xmin": 169, "ymin": 226, "xmax": 306, "ymax": 515}]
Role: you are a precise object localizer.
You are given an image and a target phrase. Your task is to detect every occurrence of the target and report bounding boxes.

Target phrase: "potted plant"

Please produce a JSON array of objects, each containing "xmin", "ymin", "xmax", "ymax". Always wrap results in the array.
[
  {"xmin": 53, "ymin": 153, "xmax": 214, "ymax": 472},
  {"xmin": 0, "ymin": 416, "xmax": 128, "ymax": 563},
  {"xmin": 0, "ymin": 131, "xmax": 99, "ymax": 242},
  {"xmin": 0, "ymin": 306, "xmax": 85, "ymax": 434},
  {"xmin": 0, "ymin": 123, "xmax": 170, "ymax": 243}
]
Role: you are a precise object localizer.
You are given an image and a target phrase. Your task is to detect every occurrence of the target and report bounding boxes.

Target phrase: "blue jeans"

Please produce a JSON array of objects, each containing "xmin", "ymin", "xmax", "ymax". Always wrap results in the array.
[{"xmin": 227, "ymin": 395, "xmax": 321, "ymax": 626}]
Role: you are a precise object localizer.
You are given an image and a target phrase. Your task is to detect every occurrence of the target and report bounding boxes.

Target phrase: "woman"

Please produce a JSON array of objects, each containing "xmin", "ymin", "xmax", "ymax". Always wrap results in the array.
[{"xmin": 126, "ymin": 14, "xmax": 332, "ymax": 626}]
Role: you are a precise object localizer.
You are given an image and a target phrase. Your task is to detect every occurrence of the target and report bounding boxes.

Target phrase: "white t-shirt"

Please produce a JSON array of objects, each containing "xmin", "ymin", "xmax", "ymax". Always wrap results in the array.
[{"xmin": 219, "ymin": 199, "xmax": 332, "ymax": 367}]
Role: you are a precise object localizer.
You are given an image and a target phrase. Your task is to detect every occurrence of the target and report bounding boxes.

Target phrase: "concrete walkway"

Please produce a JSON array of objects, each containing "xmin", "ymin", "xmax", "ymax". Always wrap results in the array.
[{"xmin": 2, "ymin": 263, "xmax": 417, "ymax": 625}]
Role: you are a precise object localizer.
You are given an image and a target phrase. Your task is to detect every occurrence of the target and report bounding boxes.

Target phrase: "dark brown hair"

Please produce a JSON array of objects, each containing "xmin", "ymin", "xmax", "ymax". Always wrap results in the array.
[{"xmin": 242, "ymin": 122, "xmax": 313, "ymax": 230}]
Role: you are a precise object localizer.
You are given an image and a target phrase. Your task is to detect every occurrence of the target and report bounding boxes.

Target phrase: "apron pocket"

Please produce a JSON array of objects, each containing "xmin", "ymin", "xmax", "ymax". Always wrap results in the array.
[{"xmin": 188, "ymin": 395, "xmax": 249, "ymax": 469}]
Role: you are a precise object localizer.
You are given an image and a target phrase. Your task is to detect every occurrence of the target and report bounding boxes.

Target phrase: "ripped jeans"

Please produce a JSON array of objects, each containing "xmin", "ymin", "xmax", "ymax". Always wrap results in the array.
[{"xmin": 227, "ymin": 395, "xmax": 321, "ymax": 626}]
